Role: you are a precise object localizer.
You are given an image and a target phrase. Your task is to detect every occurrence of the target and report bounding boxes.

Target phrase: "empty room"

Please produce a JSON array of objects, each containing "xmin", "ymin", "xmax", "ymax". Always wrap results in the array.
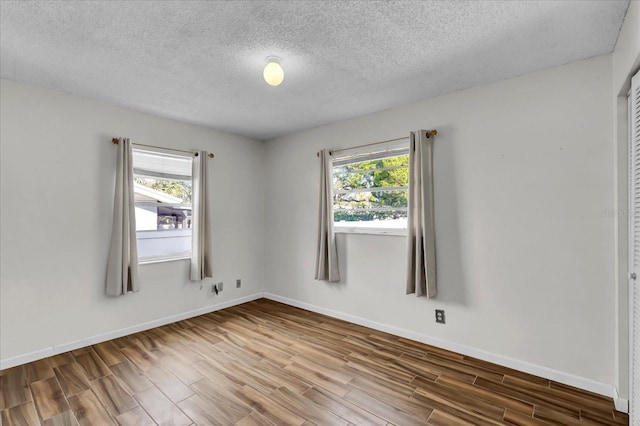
[{"xmin": 1, "ymin": 1, "xmax": 639, "ymax": 425}]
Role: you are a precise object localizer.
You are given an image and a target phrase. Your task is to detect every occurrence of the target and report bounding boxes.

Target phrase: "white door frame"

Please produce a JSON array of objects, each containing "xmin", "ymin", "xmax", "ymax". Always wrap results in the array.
[{"xmin": 628, "ymin": 69, "xmax": 639, "ymax": 425}]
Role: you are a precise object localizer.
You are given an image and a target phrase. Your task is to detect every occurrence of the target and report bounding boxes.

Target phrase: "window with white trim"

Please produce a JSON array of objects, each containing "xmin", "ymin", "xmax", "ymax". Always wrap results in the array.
[
  {"xmin": 132, "ymin": 147, "xmax": 193, "ymax": 262},
  {"xmin": 333, "ymin": 142, "xmax": 409, "ymax": 234}
]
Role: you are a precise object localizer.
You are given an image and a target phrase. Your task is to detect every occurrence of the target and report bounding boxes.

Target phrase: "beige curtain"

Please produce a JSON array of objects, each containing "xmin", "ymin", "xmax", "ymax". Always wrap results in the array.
[
  {"xmin": 315, "ymin": 149, "xmax": 340, "ymax": 282},
  {"xmin": 190, "ymin": 151, "xmax": 213, "ymax": 281},
  {"xmin": 106, "ymin": 137, "xmax": 139, "ymax": 296},
  {"xmin": 406, "ymin": 130, "xmax": 437, "ymax": 298}
]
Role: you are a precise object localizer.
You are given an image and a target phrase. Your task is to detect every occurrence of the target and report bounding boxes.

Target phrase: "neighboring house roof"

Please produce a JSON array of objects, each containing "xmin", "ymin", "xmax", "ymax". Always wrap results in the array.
[{"xmin": 134, "ymin": 183, "xmax": 182, "ymax": 204}]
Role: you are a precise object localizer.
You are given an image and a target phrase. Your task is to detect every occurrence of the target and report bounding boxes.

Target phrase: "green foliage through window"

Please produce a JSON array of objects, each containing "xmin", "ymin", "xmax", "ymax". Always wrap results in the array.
[
  {"xmin": 333, "ymin": 152, "xmax": 409, "ymax": 223},
  {"xmin": 134, "ymin": 178, "xmax": 192, "ymax": 204}
]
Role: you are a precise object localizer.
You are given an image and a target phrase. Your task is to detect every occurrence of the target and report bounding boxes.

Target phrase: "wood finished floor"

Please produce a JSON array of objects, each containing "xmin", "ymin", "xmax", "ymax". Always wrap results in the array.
[{"xmin": 0, "ymin": 299, "xmax": 628, "ymax": 426}]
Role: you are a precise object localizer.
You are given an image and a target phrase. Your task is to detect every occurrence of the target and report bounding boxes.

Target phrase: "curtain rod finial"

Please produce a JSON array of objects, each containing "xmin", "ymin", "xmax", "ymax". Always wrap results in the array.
[
  {"xmin": 112, "ymin": 137, "xmax": 119, "ymax": 144},
  {"xmin": 208, "ymin": 153, "xmax": 214, "ymax": 158}
]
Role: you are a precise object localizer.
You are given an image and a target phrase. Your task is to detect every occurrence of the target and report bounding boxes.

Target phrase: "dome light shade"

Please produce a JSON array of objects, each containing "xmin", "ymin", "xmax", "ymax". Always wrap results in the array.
[{"xmin": 263, "ymin": 56, "xmax": 284, "ymax": 86}]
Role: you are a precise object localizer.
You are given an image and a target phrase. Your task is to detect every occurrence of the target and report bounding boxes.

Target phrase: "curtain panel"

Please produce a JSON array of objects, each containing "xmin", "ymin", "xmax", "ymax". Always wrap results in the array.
[
  {"xmin": 190, "ymin": 151, "xmax": 213, "ymax": 281},
  {"xmin": 315, "ymin": 149, "xmax": 340, "ymax": 282},
  {"xmin": 406, "ymin": 130, "xmax": 437, "ymax": 298},
  {"xmin": 106, "ymin": 137, "xmax": 139, "ymax": 296}
]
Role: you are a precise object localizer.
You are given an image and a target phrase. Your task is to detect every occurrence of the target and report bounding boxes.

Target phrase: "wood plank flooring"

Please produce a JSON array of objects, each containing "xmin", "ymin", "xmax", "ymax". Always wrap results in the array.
[{"xmin": 0, "ymin": 299, "xmax": 628, "ymax": 425}]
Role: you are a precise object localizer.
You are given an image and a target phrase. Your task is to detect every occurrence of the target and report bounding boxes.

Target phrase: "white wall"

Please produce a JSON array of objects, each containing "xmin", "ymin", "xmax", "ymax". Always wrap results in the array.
[
  {"xmin": 0, "ymin": 79, "xmax": 265, "ymax": 364},
  {"xmin": 612, "ymin": 0, "xmax": 640, "ymax": 402},
  {"xmin": 264, "ymin": 55, "xmax": 615, "ymax": 389}
]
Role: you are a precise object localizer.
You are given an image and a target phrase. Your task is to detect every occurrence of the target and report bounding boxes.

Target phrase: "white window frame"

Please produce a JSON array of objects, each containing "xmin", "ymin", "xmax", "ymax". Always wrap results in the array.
[
  {"xmin": 132, "ymin": 146, "xmax": 194, "ymax": 264},
  {"xmin": 332, "ymin": 140, "xmax": 409, "ymax": 236}
]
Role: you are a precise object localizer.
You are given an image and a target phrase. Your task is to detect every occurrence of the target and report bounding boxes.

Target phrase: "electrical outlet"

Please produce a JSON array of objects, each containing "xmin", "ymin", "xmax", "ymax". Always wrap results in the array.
[
  {"xmin": 211, "ymin": 284, "xmax": 219, "ymax": 295},
  {"xmin": 218, "ymin": 282, "xmax": 223, "ymax": 292},
  {"xmin": 435, "ymin": 309, "xmax": 445, "ymax": 324},
  {"xmin": 236, "ymin": 279, "xmax": 241, "ymax": 288}
]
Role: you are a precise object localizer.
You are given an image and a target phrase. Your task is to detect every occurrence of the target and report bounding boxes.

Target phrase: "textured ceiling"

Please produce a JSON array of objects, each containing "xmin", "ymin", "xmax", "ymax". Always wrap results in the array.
[{"xmin": 0, "ymin": 1, "xmax": 630, "ymax": 140}]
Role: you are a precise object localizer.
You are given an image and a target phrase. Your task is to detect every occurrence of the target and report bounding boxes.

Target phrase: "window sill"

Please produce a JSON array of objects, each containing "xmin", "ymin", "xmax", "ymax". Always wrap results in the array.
[
  {"xmin": 334, "ymin": 227, "xmax": 406, "ymax": 236},
  {"xmin": 139, "ymin": 255, "xmax": 191, "ymax": 265}
]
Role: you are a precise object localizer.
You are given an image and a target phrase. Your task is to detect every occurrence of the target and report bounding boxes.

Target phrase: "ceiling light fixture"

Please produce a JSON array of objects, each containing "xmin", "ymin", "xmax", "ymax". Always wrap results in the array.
[{"xmin": 263, "ymin": 56, "xmax": 284, "ymax": 86}]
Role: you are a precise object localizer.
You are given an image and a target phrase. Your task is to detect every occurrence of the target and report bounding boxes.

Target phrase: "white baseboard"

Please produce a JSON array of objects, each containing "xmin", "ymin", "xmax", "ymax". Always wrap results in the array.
[
  {"xmin": 613, "ymin": 387, "xmax": 630, "ymax": 413},
  {"xmin": 264, "ymin": 292, "xmax": 627, "ymax": 414},
  {"xmin": 1, "ymin": 347, "xmax": 56, "ymax": 371},
  {"xmin": 615, "ymin": 398, "xmax": 629, "ymax": 414},
  {"xmin": 0, "ymin": 292, "xmax": 263, "ymax": 370}
]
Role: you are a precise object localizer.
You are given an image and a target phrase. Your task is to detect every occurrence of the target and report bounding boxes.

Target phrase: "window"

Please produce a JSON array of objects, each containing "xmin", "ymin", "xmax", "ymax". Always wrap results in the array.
[
  {"xmin": 132, "ymin": 147, "xmax": 193, "ymax": 262},
  {"xmin": 333, "ymin": 143, "xmax": 409, "ymax": 234}
]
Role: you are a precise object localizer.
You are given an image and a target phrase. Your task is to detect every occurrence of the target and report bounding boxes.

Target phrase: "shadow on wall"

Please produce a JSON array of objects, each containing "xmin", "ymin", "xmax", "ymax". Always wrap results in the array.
[
  {"xmin": 432, "ymin": 126, "xmax": 469, "ymax": 306},
  {"xmin": 335, "ymin": 234, "xmax": 348, "ymax": 285}
]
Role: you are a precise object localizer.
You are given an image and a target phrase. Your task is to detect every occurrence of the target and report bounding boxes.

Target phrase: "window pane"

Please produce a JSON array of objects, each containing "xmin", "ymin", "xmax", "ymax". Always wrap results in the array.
[
  {"xmin": 334, "ymin": 155, "xmax": 408, "ymax": 192},
  {"xmin": 132, "ymin": 149, "xmax": 192, "ymax": 180},
  {"xmin": 134, "ymin": 178, "xmax": 192, "ymax": 232},
  {"xmin": 134, "ymin": 178, "xmax": 192, "ymax": 204},
  {"xmin": 136, "ymin": 230, "xmax": 191, "ymax": 259},
  {"xmin": 332, "ymin": 151, "xmax": 409, "ymax": 230},
  {"xmin": 334, "ymin": 209, "xmax": 407, "ymax": 221},
  {"xmin": 132, "ymin": 148, "xmax": 193, "ymax": 260},
  {"xmin": 334, "ymin": 190, "xmax": 408, "ymax": 210},
  {"xmin": 335, "ymin": 216, "xmax": 407, "ymax": 230}
]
